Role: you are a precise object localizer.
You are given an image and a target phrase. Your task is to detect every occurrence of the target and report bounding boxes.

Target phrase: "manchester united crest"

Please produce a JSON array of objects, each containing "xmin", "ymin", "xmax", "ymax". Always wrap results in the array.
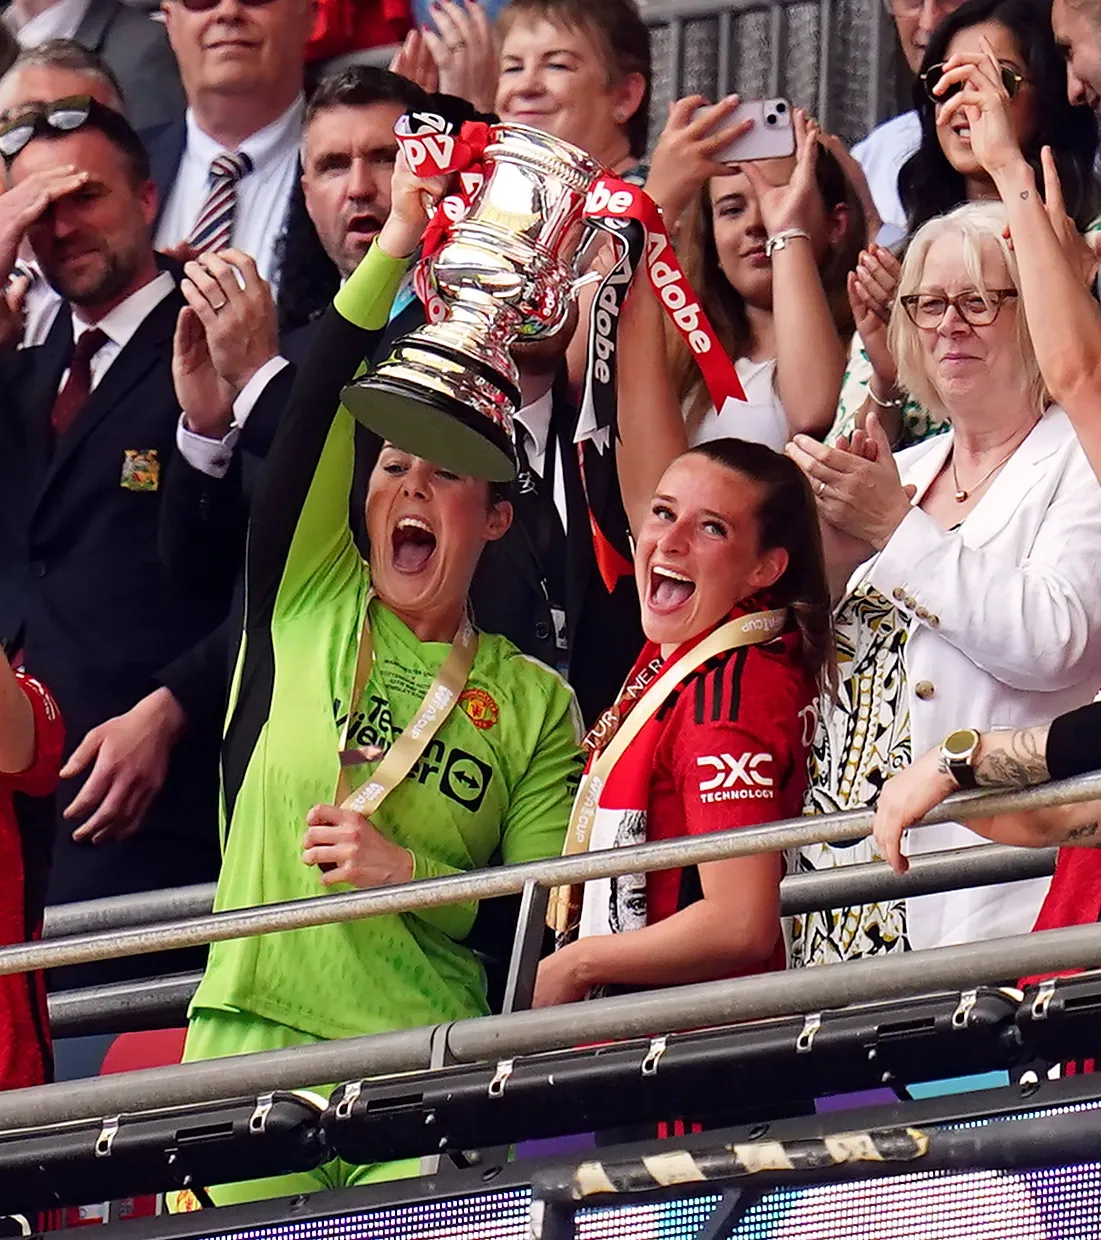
[
  {"xmin": 120, "ymin": 449, "xmax": 160, "ymax": 492},
  {"xmin": 458, "ymin": 687, "xmax": 499, "ymax": 731}
]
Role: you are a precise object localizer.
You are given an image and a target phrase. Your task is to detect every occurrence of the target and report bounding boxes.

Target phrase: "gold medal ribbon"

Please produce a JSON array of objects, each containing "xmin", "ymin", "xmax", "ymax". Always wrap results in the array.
[
  {"xmin": 336, "ymin": 589, "xmax": 479, "ymax": 817},
  {"xmin": 546, "ymin": 608, "xmax": 788, "ymax": 934}
]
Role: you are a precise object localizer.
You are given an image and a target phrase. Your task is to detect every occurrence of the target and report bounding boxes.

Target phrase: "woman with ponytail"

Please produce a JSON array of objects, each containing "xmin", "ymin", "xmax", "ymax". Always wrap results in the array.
[{"xmin": 533, "ymin": 439, "xmax": 829, "ymax": 1006}]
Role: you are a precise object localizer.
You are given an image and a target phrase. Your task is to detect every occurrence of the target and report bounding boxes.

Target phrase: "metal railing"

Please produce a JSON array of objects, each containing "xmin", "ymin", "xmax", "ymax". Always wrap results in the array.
[
  {"xmin": 0, "ymin": 770, "xmax": 1095, "ymax": 1131},
  {"xmin": 14, "ymin": 775, "xmax": 1096, "ymax": 981}
]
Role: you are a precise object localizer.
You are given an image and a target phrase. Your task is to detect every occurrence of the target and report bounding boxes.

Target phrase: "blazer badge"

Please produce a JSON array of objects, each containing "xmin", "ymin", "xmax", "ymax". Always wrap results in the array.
[{"xmin": 120, "ymin": 449, "xmax": 160, "ymax": 492}]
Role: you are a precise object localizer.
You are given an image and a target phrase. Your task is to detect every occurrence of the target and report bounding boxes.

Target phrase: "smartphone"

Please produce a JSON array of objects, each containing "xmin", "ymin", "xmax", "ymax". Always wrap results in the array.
[{"xmin": 695, "ymin": 98, "xmax": 796, "ymax": 163}]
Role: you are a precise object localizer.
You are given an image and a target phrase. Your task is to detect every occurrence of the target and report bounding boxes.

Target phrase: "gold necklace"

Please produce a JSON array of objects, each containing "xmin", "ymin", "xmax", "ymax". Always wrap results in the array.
[{"xmin": 950, "ymin": 446, "xmax": 1018, "ymax": 503}]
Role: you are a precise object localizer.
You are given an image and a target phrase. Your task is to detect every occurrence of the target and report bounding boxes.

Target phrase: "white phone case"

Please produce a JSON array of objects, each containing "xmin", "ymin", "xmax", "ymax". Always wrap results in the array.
[{"xmin": 697, "ymin": 98, "xmax": 796, "ymax": 163}]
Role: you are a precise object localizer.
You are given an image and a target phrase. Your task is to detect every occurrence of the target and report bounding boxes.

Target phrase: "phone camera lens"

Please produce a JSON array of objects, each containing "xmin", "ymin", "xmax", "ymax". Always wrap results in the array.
[
  {"xmin": 766, "ymin": 113, "xmax": 777, "ymax": 125},
  {"xmin": 776, "ymin": 101, "xmax": 787, "ymax": 113}
]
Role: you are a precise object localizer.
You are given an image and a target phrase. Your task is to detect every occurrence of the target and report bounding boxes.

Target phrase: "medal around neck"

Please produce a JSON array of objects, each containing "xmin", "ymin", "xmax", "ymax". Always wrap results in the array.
[{"xmin": 340, "ymin": 123, "xmax": 606, "ymax": 482}]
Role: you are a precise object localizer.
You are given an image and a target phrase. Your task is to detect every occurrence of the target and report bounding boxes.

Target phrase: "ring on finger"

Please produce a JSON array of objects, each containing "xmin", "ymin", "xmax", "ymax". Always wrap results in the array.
[
  {"xmin": 211, "ymin": 298, "xmax": 228, "ymax": 314},
  {"xmin": 817, "ymin": 479, "xmax": 827, "ymax": 496}
]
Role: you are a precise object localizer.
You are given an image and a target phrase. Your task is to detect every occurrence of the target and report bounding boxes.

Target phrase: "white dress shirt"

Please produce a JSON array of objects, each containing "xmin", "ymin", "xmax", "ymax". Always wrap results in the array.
[
  {"xmin": 852, "ymin": 110, "xmax": 922, "ymax": 248},
  {"xmin": 4, "ymin": 0, "xmax": 90, "ymax": 46},
  {"xmin": 514, "ymin": 388, "xmax": 568, "ymax": 532},
  {"xmin": 155, "ymin": 97, "xmax": 305, "ymax": 291},
  {"xmin": 61, "ymin": 270, "xmax": 174, "ymax": 393}
]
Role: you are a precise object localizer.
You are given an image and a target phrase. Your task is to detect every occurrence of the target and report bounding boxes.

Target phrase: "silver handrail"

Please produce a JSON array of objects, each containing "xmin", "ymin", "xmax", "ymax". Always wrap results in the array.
[
  {"xmin": 40, "ymin": 843, "xmax": 1057, "ymax": 938},
  {"xmin": 6, "ymin": 920, "xmax": 1101, "ymax": 1132},
  {"xmin": 11, "ymin": 772, "xmax": 1099, "ymax": 978}
]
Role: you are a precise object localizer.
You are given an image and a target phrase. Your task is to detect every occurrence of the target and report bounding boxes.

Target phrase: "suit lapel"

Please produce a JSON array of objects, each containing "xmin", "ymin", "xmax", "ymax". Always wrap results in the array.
[
  {"xmin": 19, "ymin": 309, "xmax": 72, "ymax": 485},
  {"xmin": 37, "ymin": 287, "xmax": 181, "ymax": 507},
  {"xmin": 73, "ymin": 0, "xmax": 113, "ymax": 51},
  {"xmin": 956, "ymin": 408, "xmax": 1068, "ymax": 550},
  {"xmin": 148, "ymin": 122, "xmax": 188, "ymax": 228}
]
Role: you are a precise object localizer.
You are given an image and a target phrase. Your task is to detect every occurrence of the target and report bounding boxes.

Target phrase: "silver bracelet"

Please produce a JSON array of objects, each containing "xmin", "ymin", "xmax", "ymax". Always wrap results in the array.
[
  {"xmin": 867, "ymin": 382, "xmax": 905, "ymax": 409},
  {"xmin": 764, "ymin": 228, "xmax": 812, "ymax": 258}
]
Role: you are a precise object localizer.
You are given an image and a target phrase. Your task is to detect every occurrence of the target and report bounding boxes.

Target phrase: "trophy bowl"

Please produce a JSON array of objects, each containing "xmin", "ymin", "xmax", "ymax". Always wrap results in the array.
[{"xmin": 341, "ymin": 124, "xmax": 607, "ymax": 482}]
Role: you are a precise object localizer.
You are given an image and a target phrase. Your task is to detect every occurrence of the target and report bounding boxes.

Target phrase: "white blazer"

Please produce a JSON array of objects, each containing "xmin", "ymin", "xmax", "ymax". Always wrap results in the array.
[{"xmin": 842, "ymin": 406, "xmax": 1101, "ymax": 951}]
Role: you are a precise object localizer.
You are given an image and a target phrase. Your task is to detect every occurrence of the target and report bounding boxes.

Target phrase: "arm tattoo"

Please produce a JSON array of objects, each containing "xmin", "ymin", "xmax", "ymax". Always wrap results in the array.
[
  {"xmin": 974, "ymin": 728, "xmax": 1050, "ymax": 788},
  {"xmin": 1064, "ymin": 821, "xmax": 1101, "ymax": 846}
]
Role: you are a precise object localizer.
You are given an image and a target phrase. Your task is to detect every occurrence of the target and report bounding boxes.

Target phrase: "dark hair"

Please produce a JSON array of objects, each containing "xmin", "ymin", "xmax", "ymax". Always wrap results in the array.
[
  {"xmin": 898, "ymin": 0, "xmax": 1100, "ymax": 234},
  {"xmin": 2, "ymin": 39, "xmax": 125, "ymax": 113},
  {"xmin": 687, "ymin": 438, "xmax": 834, "ymax": 687},
  {"xmin": 304, "ymin": 64, "xmax": 428, "ymax": 128},
  {"xmin": 498, "ymin": 0, "xmax": 651, "ymax": 158},
  {"xmin": 278, "ymin": 67, "xmax": 428, "ymax": 333},
  {"xmin": 672, "ymin": 141, "xmax": 865, "ymax": 430},
  {"xmin": 0, "ymin": 26, "xmax": 18, "ymax": 82},
  {"xmin": 5, "ymin": 97, "xmax": 150, "ymax": 185}
]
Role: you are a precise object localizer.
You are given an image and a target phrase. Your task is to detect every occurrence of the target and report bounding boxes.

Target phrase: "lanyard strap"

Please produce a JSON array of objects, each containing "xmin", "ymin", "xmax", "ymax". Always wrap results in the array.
[
  {"xmin": 336, "ymin": 590, "xmax": 479, "ymax": 817},
  {"xmin": 546, "ymin": 608, "xmax": 787, "ymax": 933}
]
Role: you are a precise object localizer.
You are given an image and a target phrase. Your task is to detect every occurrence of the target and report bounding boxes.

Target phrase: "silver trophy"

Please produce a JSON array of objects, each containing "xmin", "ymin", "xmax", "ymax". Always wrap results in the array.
[{"xmin": 340, "ymin": 124, "xmax": 606, "ymax": 482}]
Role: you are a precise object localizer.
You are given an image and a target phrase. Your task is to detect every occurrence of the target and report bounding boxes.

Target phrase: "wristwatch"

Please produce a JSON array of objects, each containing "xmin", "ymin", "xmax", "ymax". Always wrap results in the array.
[{"xmin": 940, "ymin": 727, "xmax": 982, "ymax": 789}]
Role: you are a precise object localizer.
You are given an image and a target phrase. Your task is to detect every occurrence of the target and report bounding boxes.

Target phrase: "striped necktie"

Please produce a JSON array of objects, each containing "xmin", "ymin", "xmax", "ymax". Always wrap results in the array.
[{"xmin": 187, "ymin": 151, "xmax": 253, "ymax": 254}]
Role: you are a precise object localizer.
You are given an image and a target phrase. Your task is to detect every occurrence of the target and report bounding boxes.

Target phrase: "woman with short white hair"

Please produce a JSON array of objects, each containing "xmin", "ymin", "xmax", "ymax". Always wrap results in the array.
[{"xmin": 785, "ymin": 199, "xmax": 1101, "ymax": 966}]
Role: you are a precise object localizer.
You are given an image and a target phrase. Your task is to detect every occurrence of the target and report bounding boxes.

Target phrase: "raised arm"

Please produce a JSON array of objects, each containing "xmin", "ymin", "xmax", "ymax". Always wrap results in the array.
[
  {"xmin": 937, "ymin": 42, "xmax": 1101, "ymax": 481},
  {"xmin": 741, "ymin": 111, "xmax": 848, "ymax": 437}
]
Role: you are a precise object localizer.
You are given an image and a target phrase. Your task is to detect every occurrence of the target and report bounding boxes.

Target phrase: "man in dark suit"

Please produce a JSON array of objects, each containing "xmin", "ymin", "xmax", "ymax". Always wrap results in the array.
[
  {"xmin": 147, "ymin": 0, "xmax": 314, "ymax": 297},
  {"xmin": 1, "ymin": 0, "xmax": 184, "ymax": 132},
  {"xmin": 0, "ymin": 98, "xmax": 225, "ymax": 986}
]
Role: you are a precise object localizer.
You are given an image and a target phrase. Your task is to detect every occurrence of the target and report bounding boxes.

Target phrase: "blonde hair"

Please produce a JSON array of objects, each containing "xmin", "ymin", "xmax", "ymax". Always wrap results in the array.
[{"xmin": 888, "ymin": 201, "xmax": 1048, "ymax": 419}]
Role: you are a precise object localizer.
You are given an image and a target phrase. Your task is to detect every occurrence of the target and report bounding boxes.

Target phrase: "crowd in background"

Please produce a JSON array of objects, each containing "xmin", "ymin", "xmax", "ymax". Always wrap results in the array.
[{"xmin": 1, "ymin": 0, "xmax": 1101, "ymax": 1202}]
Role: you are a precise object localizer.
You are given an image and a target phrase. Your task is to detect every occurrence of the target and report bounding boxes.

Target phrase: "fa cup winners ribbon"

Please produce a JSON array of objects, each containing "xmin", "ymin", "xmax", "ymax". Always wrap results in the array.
[
  {"xmin": 576, "ymin": 177, "xmax": 748, "ymax": 455},
  {"xmin": 394, "ymin": 108, "xmax": 493, "ymax": 322}
]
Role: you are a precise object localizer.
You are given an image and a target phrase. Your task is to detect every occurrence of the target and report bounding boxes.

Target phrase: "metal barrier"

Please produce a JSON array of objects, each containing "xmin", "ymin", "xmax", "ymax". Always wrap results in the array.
[
  {"xmin": 9, "ymin": 922, "xmax": 1101, "ymax": 1131},
  {"xmin": 16, "ymin": 774, "xmax": 1094, "ymax": 981}
]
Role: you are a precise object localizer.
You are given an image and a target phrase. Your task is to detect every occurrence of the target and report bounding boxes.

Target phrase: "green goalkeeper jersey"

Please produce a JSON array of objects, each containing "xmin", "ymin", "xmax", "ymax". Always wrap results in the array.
[{"xmin": 190, "ymin": 245, "xmax": 583, "ymax": 1041}]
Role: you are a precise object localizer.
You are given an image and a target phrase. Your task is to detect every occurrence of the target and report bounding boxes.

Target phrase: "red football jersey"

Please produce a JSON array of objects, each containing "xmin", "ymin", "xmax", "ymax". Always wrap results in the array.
[
  {"xmin": 645, "ymin": 629, "xmax": 818, "ymax": 974},
  {"xmin": 0, "ymin": 673, "xmax": 64, "ymax": 1088}
]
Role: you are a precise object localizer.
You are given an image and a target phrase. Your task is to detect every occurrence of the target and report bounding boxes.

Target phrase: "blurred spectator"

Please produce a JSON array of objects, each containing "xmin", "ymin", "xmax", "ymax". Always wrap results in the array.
[
  {"xmin": 1054, "ymin": 0, "xmax": 1101, "ymax": 112},
  {"xmin": 1, "ymin": 0, "xmax": 183, "ymax": 131},
  {"xmin": 534, "ymin": 441, "xmax": 828, "ymax": 1007},
  {"xmin": 852, "ymin": 0, "xmax": 967, "ymax": 246},
  {"xmin": 0, "ymin": 658, "xmax": 62, "ymax": 1088},
  {"xmin": 614, "ymin": 106, "xmax": 862, "ymax": 535},
  {"xmin": 0, "ymin": 41, "xmax": 127, "ymax": 348},
  {"xmin": 278, "ymin": 64, "xmax": 426, "ymax": 334},
  {"xmin": 787, "ymin": 201, "xmax": 1101, "ymax": 965},
  {"xmin": 0, "ymin": 99, "xmax": 225, "ymax": 987},
  {"xmin": 154, "ymin": 0, "xmax": 314, "ymax": 292},
  {"xmin": 832, "ymin": 0, "xmax": 1100, "ymax": 449},
  {"xmin": 495, "ymin": 0, "xmax": 649, "ymax": 175}
]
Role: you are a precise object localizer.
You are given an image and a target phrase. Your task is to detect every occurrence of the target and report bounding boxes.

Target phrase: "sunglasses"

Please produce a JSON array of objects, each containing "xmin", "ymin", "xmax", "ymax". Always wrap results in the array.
[
  {"xmin": 171, "ymin": 0, "xmax": 276, "ymax": 12},
  {"xmin": 0, "ymin": 95, "xmax": 99, "ymax": 160},
  {"xmin": 920, "ymin": 60, "xmax": 1029, "ymax": 105}
]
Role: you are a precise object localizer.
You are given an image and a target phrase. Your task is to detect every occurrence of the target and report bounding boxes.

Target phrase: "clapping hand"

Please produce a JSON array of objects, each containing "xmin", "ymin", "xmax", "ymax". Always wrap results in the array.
[
  {"xmin": 173, "ymin": 248, "xmax": 279, "ymax": 440},
  {"xmin": 847, "ymin": 242, "xmax": 902, "ymax": 401},
  {"xmin": 301, "ymin": 804, "xmax": 414, "ymax": 889},
  {"xmin": 644, "ymin": 95, "xmax": 753, "ymax": 227},
  {"xmin": 390, "ymin": 1, "xmax": 497, "ymax": 114},
  {"xmin": 786, "ymin": 409, "xmax": 915, "ymax": 549}
]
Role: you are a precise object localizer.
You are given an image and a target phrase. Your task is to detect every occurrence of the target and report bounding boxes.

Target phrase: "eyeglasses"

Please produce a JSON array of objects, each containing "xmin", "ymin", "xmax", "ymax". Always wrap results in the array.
[
  {"xmin": 900, "ymin": 288, "xmax": 1018, "ymax": 328},
  {"xmin": 920, "ymin": 60, "xmax": 1029, "ymax": 104},
  {"xmin": 0, "ymin": 96, "xmax": 97, "ymax": 160},
  {"xmin": 171, "ymin": 0, "xmax": 276, "ymax": 13}
]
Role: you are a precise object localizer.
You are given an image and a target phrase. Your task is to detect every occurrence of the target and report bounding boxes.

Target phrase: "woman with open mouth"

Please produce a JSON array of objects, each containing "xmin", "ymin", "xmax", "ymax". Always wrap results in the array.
[
  {"xmin": 533, "ymin": 437, "xmax": 831, "ymax": 1008},
  {"xmin": 171, "ymin": 151, "xmax": 584, "ymax": 1206}
]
